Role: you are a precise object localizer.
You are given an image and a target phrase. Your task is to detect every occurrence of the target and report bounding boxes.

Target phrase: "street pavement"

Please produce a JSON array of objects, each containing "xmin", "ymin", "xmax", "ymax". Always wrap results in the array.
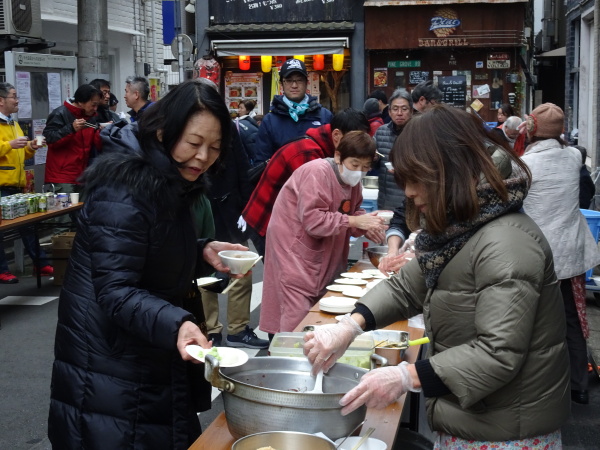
[{"xmin": 1, "ymin": 239, "xmax": 599, "ymax": 449}]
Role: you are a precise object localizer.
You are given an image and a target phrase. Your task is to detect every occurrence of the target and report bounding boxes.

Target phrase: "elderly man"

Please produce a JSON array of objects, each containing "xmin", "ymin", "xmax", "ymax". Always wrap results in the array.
[
  {"xmin": 124, "ymin": 76, "xmax": 153, "ymax": 122},
  {"xmin": 493, "ymin": 115, "xmax": 525, "ymax": 155},
  {"xmin": 0, "ymin": 82, "xmax": 51, "ymax": 283},
  {"xmin": 411, "ymin": 80, "xmax": 442, "ymax": 113},
  {"xmin": 253, "ymin": 59, "xmax": 332, "ymax": 164}
]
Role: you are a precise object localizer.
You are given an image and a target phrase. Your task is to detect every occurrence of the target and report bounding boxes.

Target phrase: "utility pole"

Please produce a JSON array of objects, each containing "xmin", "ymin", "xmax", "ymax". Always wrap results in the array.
[{"xmin": 77, "ymin": 0, "xmax": 109, "ymax": 85}]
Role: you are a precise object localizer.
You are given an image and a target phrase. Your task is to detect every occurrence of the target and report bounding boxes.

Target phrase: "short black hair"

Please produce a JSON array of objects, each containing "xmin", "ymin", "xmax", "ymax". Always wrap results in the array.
[
  {"xmin": 90, "ymin": 78, "xmax": 111, "ymax": 90},
  {"xmin": 330, "ymin": 108, "xmax": 370, "ymax": 134},
  {"xmin": 574, "ymin": 145, "xmax": 587, "ymax": 165},
  {"xmin": 137, "ymin": 80, "xmax": 232, "ymax": 175},
  {"xmin": 73, "ymin": 84, "xmax": 102, "ymax": 103},
  {"xmin": 368, "ymin": 89, "xmax": 388, "ymax": 105}
]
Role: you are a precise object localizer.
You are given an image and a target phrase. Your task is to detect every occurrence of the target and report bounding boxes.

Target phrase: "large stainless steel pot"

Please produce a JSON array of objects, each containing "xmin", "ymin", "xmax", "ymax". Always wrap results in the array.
[
  {"xmin": 232, "ymin": 431, "xmax": 336, "ymax": 450},
  {"xmin": 204, "ymin": 356, "xmax": 367, "ymax": 440}
]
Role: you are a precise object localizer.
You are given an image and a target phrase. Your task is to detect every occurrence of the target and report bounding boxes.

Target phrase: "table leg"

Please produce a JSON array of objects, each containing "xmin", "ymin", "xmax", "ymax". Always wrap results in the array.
[{"xmin": 34, "ymin": 223, "xmax": 41, "ymax": 289}]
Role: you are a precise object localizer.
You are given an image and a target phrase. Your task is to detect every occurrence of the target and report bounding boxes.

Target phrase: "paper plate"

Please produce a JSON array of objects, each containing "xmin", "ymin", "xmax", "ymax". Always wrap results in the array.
[
  {"xmin": 326, "ymin": 284, "xmax": 349, "ymax": 292},
  {"xmin": 362, "ymin": 269, "xmax": 384, "ymax": 276},
  {"xmin": 334, "ymin": 278, "xmax": 368, "ymax": 286},
  {"xmin": 339, "ymin": 272, "xmax": 373, "ymax": 279},
  {"xmin": 342, "ymin": 287, "xmax": 367, "ymax": 298},
  {"xmin": 196, "ymin": 276, "xmax": 221, "ymax": 287},
  {"xmin": 320, "ymin": 297, "xmax": 357, "ymax": 314},
  {"xmin": 366, "ymin": 279, "xmax": 384, "ymax": 290},
  {"xmin": 185, "ymin": 345, "xmax": 249, "ymax": 367}
]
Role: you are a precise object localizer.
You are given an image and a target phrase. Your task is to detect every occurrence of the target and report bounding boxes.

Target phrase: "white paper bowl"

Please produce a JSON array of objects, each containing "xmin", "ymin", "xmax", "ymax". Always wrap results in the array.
[
  {"xmin": 377, "ymin": 210, "xmax": 393, "ymax": 224},
  {"xmin": 334, "ymin": 436, "xmax": 387, "ymax": 450},
  {"xmin": 218, "ymin": 250, "xmax": 259, "ymax": 274}
]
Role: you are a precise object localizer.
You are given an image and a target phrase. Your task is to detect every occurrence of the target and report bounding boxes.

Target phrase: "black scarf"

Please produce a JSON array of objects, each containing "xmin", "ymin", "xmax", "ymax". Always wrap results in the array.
[{"xmin": 415, "ymin": 173, "xmax": 529, "ymax": 289}]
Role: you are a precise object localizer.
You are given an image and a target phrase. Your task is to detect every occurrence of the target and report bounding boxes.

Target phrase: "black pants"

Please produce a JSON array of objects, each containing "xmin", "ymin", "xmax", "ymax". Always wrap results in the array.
[{"xmin": 560, "ymin": 278, "xmax": 588, "ymax": 391}]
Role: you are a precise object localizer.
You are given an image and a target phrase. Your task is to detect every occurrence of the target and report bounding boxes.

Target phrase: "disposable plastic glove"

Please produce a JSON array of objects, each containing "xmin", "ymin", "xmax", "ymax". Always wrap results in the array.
[
  {"xmin": 237, "ymin": 215, "xmax": 247, "ymax": 232},
  {"xmin": 339, "ymin": 362, "xmax": 421, "ymax": 416},
  {"xmin": 303, "ymin": 313, "xmax": 363, "ymax": 375}
]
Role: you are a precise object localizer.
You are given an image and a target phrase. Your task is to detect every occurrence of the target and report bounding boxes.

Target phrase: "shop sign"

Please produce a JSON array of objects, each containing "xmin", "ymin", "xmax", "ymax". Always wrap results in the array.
[
  {"xmin": 487, "ymin": 53, "xmax": 510, "ymax": 69},
  {"xmin": 418, "ymin": 38, "xmax": 469, "ymax": 47},
  {"xmin": 388, "ymin": 60, "xmax": 421, "ymax": 68},
  {"xmin": 429, "ymin": 8, "xmax": 461, "ymax": 38}
]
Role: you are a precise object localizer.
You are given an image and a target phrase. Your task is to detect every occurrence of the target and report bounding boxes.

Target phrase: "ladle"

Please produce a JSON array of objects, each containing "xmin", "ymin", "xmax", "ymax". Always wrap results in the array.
[
  {"xmin": 335, "ymin": 419, "xmax": 367, "ymax": 449},
  {"xmin": 308, "ymin": 370, "xmax": 324, "ymax": 393}
]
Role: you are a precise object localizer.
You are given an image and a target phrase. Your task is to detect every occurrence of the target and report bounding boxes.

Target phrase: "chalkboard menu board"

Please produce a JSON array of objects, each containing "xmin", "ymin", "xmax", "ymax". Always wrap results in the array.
[
  {"xmin": 409, "ymin": 71, "xmax": 429, "ymax": 85},
  {"xmin": 210, "ymin": 0, "xmax": 353, "ymax": 24},
  {"xmin": 439, "ymin": 76, "xmax": 467, "ymax": 108}
]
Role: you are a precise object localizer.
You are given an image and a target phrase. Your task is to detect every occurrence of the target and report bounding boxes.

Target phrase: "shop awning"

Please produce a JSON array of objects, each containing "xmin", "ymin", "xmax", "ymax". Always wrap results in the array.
[
  {"xmin": 364, "ymin": 0, "xmax": 527, "ymax": 5},
  {"xmin": 210, "ymin": 37, "xmax": 349, "ymax": 57},
  {"xmin": 537, "ymin": 47, "xmax": 566, "ymax": 57}
]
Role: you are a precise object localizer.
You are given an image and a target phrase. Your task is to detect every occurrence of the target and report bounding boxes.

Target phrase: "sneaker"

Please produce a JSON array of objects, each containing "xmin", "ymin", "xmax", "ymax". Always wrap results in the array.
[
  {"xmin": 226, "ymin": 326, "xmax": 270, "ymax": 349},
  {"xmin": 0, "ymin": 271, "xmax": 18, "ymax": 284},
  {"xmin": 209, "ymin": 333, "xmax": 223, "ymax": 347},
  {"xmin": 34, "ymin": 265, "xmax": 54, "ymax": 276}
]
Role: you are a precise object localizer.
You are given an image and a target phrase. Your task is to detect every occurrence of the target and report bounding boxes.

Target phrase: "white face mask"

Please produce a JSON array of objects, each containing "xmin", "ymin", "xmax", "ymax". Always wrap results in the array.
[{"xmin": 339, "ymin": 163, "xmax": 366, "ymax": 187}]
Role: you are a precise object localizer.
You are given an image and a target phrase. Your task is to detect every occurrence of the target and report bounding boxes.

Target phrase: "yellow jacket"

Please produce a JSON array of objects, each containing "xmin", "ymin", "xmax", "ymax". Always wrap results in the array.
[{"xmin": 0, "ymin": 119, "xmax": 34, "ymax": 188}]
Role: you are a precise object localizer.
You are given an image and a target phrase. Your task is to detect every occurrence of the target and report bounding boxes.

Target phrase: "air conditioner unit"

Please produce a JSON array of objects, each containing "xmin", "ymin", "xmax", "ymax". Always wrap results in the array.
[{"xmin": 0, "ymin": 0, "xmax": 42, "ymax": 39}]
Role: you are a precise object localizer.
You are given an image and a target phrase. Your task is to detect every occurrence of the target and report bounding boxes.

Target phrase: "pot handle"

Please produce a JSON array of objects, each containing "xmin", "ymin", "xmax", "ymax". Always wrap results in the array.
[
  {"xmin": 371, "ymin": 353, "xmax": 388, "ymax": 369},
  {"xmin": 204, "ymin": 354, "xmax": 236, "ymax": 393}
]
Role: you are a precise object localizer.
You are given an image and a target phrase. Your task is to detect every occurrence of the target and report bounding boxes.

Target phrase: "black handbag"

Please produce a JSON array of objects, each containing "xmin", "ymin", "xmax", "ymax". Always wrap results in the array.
[{"xmin": 247, "ymin": 159, "xmax": 269, "ymax": 185}]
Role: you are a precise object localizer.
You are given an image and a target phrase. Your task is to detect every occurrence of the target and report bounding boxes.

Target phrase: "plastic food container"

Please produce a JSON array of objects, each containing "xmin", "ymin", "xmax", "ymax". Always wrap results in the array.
[{"xmin": 269, "ymin": 332, "xmax": 381, "ymax": 370}]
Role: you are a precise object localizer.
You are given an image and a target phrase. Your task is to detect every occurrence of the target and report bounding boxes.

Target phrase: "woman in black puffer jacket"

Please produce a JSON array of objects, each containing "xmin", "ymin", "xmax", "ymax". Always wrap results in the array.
[{"xmin": 48, "ymin": 81, "xmax": 247, "ymax": 450}]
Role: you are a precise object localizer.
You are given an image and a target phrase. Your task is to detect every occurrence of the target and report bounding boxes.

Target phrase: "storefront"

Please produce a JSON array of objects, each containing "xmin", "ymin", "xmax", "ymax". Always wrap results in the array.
[
  {"xmin": 203, "ymin": 0, "xmax": 363, "ymax": 116},
  {"xmin": 364, "ymin": 0, "xmax": 531, "ymax": 122}
]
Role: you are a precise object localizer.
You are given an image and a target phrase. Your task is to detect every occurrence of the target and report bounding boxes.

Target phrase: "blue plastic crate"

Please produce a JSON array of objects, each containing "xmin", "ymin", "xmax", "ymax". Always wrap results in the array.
[
  {"xmin": 361, "ymin": 199, "xmax": 377, "ymax": 213},
  {"xmin": 580, "ymin": 209, "xmax": 600, "ymax": 281}
]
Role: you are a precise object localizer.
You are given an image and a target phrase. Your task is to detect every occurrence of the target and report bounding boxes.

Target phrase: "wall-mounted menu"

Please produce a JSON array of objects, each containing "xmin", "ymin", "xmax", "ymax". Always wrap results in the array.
[
  {"xmin": 409, "ymin": 71, "xmax": 429, "ymax": 85},
  {"xmin": 439, "ymin": 76, "xmax": 467, "ymax": 108}
]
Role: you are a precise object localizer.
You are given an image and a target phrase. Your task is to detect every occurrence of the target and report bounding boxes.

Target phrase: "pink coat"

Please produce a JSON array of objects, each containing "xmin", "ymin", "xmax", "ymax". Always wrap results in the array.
[{"xmin": 260, "ymin": 158, "xmax": 365, "ymax": 334}]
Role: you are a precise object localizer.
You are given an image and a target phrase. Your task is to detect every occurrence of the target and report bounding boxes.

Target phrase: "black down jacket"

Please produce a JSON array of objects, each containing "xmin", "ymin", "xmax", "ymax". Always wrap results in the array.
[
  {"xmin": 48, "ymin": 124, "xmax": 215, "ymax": 450},
  {"xmin": 373, "ymin": 121, "xmax": 406, "ymax": 211}
]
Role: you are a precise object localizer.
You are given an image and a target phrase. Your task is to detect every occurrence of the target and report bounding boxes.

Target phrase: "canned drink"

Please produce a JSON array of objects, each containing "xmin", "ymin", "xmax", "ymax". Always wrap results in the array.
[
  {"xmin": 38, "ymin": 194, "xmax": 47, "ymax": 212},
  {"xmin": 27, "ymin": 197, "xmax": 37, "ymax": 214}
]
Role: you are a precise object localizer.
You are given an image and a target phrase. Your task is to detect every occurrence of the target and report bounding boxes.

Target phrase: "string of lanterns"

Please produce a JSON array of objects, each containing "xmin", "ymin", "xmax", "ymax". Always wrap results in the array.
[{"xmin": 238, "ymin": 54, "xmax": 345, "ymax": 72}]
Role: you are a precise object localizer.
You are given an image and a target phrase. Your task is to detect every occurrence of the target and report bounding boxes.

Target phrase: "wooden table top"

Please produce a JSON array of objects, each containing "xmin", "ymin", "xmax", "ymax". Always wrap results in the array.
[
  {"xmin": 189, "ymin": 259, "xmax": 424, "ymax": 450},
  {"xmin": 0, "ymin": 203, "xmax": 83, "ymax": 232}
]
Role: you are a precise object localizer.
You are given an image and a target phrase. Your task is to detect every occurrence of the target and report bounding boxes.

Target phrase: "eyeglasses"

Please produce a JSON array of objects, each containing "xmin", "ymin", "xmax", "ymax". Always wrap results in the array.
[
  {"xmin": 282, "ymin": 78, "xmax": 307, "ymax": 86},
  {"xmin": 101, "ymin": 90, "xmax": 111, "ymax": 96},
  {"xmin": 2, "ymin": 95, "xmax": 19, "ymax": 100},
  {"xmin": 390, "ymin": 106, "xmax": 410, "ymax": 113}
]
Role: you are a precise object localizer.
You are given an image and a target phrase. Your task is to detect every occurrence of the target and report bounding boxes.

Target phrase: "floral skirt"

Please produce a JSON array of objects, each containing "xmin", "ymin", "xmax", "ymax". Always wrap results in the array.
[{"xmin": 434, "ymin": 430, "xmax": 562, "ymax": 450}]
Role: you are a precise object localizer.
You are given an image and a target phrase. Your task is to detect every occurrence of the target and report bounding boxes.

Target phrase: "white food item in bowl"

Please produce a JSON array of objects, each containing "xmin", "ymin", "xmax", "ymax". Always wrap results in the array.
[{"xmin": 218, "ymin": 250, "xmax": 259, "ymax": 274}]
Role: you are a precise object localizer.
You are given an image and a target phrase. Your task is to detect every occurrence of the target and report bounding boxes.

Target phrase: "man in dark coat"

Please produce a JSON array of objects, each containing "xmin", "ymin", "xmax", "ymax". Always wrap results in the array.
[{"xmin": 253, "ymin": 59, "xmax": 333, "ymax": 164}]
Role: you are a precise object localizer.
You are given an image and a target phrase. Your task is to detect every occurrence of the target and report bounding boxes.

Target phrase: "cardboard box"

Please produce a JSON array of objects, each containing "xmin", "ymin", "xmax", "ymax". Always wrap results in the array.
[{"xmin": 51, "ymin": 232, "xmax": 76, "ymax": 286}]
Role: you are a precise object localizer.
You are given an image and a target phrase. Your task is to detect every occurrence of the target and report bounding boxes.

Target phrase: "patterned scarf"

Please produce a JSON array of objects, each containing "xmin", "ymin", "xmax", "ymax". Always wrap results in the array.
[
  {"xmin": 415, "ymin": 172, "xmax": 529, "ymax": 289},
  {"xmin": 283, "ymin": 95, "xmax": 310, "ymax": 122}
]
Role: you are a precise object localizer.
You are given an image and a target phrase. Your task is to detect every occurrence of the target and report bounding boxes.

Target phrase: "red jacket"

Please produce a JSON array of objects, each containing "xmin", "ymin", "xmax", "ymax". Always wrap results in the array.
[
  {"xmin": 43, "ymin": 101, "xmax": 101, "ymax": 184},
  {"xmin": 368, "ymin": 116, "xmax": 384, "ymax": 136},
  {"xmin": 242, "ymin": 124, "xmax": 335, "ymax": 236}
]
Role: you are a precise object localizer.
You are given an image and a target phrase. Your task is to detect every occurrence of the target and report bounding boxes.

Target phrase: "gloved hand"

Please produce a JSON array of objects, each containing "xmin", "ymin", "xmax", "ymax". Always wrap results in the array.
[
  {"xmin": 339, "ymin": 362, "xmax": 421, "ymax": 415},
  {"xmin": 237, "ymin": 215, "xmax": 247, "ymax": 232},
  {"xmin": 303, "ymin": 313, "xmax": 363, "ymax": 375}
]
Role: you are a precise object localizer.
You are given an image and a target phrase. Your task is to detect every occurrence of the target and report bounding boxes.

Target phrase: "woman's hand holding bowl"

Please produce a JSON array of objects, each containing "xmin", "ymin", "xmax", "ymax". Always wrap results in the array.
[
  {"xmin": 378, "ymin": 251, "xmax": 415, "ymax": 274},
  {"xmin": 351, "ymin": 212, "xmax": 386, "ymax": 232},
  {"xmin": 203, "ymin": 241, "xmax": 249, "ymax": 278},
  {"xmin": 177, "ymin": 320, "xmax": 211, "ymax": 362}
]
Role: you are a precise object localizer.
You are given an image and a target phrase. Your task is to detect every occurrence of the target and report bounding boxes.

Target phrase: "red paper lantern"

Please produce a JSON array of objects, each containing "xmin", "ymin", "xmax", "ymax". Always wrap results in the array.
[
  {"xmin": 313, "ymin": 54, "xmax": 325, "ymax": 71},
  {"xmin": 238, "ymin": 55, "xmax": 251, "ymax": 71}
]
